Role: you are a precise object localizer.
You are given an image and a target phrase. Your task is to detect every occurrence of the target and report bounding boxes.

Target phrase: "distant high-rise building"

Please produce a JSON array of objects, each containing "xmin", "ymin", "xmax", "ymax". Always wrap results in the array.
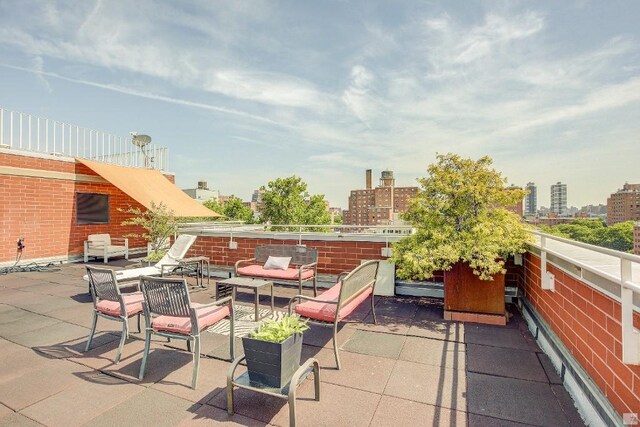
[
  {"xmin": 343, "ymin": 170, "xmax": 418, "ymax": 226},
  {"xmin": 550, "ymin": 182, "xmax": 567, "ymax": 215},
  {"xmin": 525, "ymin": 182, "xmax": 537, "ymax": 216},
  {"xmin": 606, "ymin": 183, "xmax": 640, "ymax": 225}
]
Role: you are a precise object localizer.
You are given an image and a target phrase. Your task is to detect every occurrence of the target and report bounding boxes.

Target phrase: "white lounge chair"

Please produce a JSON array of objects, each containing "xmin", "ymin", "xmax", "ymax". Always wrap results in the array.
[
  {"xmin": 84, "ymin": 234, "xmax": 129, "ymax": 264},
  {"xmin": 83, "ymin": 235, "xmax": 197, "ymax": 286},
  {"xmin": 114, "ymin": 234, "xmax": 197, "ymax": 282}
]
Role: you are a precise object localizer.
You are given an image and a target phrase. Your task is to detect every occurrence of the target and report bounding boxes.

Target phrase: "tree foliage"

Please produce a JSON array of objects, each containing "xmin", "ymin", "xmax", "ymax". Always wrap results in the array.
[
  {"xmin": 391, "ymin": 153, "xmax": 532, "ymax": 281},
  {"xmin": 203, "ymin": 196, "xmax": 256, "ymax": 223},
  {"xmin": 259, "ymin": 175, "xmax": 331, "ymax": 229},
  {"xmin": 120, "ymin": 202, "xmax": 178, "ymax": 260},
  {"xmin": 541, "ymin": 219, "xmax": 634, "ymax": 252}
]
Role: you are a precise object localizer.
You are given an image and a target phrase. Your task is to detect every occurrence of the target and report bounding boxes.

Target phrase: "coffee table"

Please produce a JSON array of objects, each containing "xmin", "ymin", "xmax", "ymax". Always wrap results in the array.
[{"xmin": 216, "ymin": 277, "xmax": 274, "ymax": 322}]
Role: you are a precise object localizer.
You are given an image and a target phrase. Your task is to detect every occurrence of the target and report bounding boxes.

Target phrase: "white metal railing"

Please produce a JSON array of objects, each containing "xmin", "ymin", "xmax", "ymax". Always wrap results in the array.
[
  {"xmin": 532, "ymin": 230, "xmax": 640, "ymax": 365},
  {"xmin": 0, "ymin": 107, "xmax": 168, "ymax": 170}
]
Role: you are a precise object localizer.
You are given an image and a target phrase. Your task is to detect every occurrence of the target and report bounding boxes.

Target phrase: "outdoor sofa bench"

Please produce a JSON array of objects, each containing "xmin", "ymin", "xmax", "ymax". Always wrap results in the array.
[
  {"xmin": 289, "ymin": 259, "xmax": 380, "ymax": 369},
  {"xmin": 234, "ymin": 245, "xmax": 318, "ymax": 296}
]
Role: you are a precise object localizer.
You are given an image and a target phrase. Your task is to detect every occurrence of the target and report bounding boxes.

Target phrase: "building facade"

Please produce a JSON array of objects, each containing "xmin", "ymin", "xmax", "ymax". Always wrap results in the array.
[
  {"xmin": 343, "ymin": 170, "xmax": 418, "ymax": 226},
  {"xmin": 606, "ymin": 183, "xmax": 640, "ymax": 225},
  {"xmin": 634, "ymin": 222, "xmax": 640, "ymax": 255},
  {"xmin": 525, "ymin": 182, "xmax": 537, "ymax": 216},
  {"xmin": 550, "ymin": 182, "xmax": 567, "ymax": 215},
  {"xmin": 183, "ymin": 181, "xmax": 219, "ymax": 203}
]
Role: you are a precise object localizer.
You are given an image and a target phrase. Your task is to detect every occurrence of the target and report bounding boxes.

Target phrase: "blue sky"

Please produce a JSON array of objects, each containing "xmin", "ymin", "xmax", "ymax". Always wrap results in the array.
[{"xmin": 1, "ymin": 0, "xmax": 639, "ymax": 209}]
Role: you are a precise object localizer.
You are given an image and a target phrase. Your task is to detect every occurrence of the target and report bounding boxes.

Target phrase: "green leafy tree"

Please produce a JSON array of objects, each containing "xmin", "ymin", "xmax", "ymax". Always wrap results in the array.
[
  {"xmin": 223, "ymin": 195, "xmax": 255, "ymax": 223},
  {"xmin": 203, "ymin": 196, "xmax": 255, "ymax": 223},
  {"xmin": 120, "ymin": 202, "xmax": 179, "ymax": 261},
  {"xmin": 391, "ymin": 153, "xmax": 532, "ymax": 280},
  {"xmin": 541, "ymin": 219, "xmax": 634, "ymax": 252},
  {"xmin": 203, "ymin": 198, "xmax": 224, "ymax": 215},
  {"xmin": 259, "ymin": 176, "xmax": 331, "ymax": 230}
]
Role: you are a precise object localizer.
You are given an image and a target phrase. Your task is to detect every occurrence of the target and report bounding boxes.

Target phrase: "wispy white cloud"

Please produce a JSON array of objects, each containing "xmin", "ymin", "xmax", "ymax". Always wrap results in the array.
[{"xmin": 0, "ymin": 1, "xmax": 639, "ymax": 207}]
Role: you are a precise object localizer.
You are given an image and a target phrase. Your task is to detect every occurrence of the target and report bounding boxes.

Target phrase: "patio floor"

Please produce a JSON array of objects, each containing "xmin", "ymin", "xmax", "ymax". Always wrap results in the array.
[{"xmin": 0, "ymin": 260, "xmax": 585, "ymax": 426}]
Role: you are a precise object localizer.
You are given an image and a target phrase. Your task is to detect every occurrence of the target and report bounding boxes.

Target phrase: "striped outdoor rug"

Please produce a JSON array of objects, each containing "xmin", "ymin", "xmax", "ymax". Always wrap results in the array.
[{"xmin": 205, "ymin": 304, "xmax": 287, "ymax": 338}]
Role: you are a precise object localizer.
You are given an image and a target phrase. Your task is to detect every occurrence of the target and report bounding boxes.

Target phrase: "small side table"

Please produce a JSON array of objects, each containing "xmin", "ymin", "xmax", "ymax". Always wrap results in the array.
[
  {"xmin": 177, "ymin": 256, "xmax": 210, "ymax": 288},
  {"xmin": 227, "ymin": 356, "xmax": 320, "ymax": 427},
  {"xmin": 216, "ymin": 277, "xmax": 274, "ymax": 322}
]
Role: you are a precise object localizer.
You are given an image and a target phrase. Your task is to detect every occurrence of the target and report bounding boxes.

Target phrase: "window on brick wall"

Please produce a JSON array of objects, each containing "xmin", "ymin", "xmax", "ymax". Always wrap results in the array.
[{"xmin": 76, "ymin": 193, "xmax": 110, "ymax": 224}]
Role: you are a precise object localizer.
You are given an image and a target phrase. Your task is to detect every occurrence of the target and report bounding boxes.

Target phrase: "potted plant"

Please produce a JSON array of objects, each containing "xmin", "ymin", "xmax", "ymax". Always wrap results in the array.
[
  {"xmin": 391, "ymin": 153, "xmax": 532, "ymax": 324},
  {"xmin": 242, "ymin": 315, "xmax": 309, "ymax": 388}
]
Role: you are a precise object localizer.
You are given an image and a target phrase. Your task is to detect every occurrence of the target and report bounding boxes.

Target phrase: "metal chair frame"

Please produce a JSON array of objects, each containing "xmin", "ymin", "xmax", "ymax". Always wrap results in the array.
[
  {"xmin": 85, "ymin": 265, "xmax": 142, "ymax": 364},
  {"xmin": 288, "ymin": 260, "xmax": 380, "ymax": 369},
  {"xmin": 138, "ymin": 276, "xmax": 235, "ymax": 389}
]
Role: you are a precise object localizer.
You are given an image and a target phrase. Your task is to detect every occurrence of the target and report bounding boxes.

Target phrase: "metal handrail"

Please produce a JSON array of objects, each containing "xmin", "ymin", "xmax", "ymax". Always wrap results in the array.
[
  {"xmin": 0, "ymin": 107, "xmax": 168, "ymax": 170},
  {"xmin": 533, "ymin": 230, "xmax": 639, "ymax": 365}
]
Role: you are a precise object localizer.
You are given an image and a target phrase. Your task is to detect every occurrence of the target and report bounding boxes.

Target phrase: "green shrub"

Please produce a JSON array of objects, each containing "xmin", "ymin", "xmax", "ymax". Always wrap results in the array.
[{"xmin": 249, "ymin": 315, "xmax": 309, "ymax": 343}]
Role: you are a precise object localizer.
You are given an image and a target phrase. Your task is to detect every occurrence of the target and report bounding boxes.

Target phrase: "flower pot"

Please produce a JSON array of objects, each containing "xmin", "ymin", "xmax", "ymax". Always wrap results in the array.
[
  {"xmin": 444, "ymin": 261, "xmax": 506, "ymax": 323},
  {"xmin": 242, "ymin": 332, "xmax": 303, "ymax": 388}
]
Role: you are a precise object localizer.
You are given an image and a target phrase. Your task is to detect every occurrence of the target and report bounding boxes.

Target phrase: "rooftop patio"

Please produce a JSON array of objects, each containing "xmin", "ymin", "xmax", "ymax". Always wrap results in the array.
[{"xmin": 0, "ymin": 259, "xmax": 585, "ymax": 426}]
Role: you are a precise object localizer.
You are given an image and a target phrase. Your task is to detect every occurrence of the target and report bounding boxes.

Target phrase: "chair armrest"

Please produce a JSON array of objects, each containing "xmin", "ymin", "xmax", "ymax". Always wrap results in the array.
[
  {"xmin": 336, "ymin": 271, "xmax": 351, "ymax": 282},
  {"xmin": 288, "ymin": 294, "xmax": 338, "ymax": 315},
  {"xmin": 299, "ymin": 262, "xmax": 317, "ymax": 271},
  {"xmin": 194, "ymin": 296, "xmax": 233, "ymax": 309},
  {"xmin": 160, "ymin": 263, "xmax": 180, "ymax": 275},
  {"xmin": 234, "ymin": 258, "xmax": 256, "ymax": 272}
]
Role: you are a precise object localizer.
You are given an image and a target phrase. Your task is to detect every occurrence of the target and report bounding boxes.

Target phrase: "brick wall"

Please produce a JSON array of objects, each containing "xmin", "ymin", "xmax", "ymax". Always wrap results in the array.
[
  {"xmin": 522, "ymin": 252, "xmax": 640, "ymax": 415},
  {"xmin": 0, "ymin": 152, "xmax": 147, "ymax": 263},
  {"xmin": 186, "ymin": 236, "xmax": 388, "ymax": 275},
  {"xmin": 187, "ymin": 235, "xmax": 523, "ymax": 285}
]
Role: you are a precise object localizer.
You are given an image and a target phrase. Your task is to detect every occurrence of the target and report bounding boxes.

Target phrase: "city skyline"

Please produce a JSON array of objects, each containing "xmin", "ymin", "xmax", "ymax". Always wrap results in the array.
[{"xmin": 1, "ymin": 1, "xmax": 639, "ymax": 208}]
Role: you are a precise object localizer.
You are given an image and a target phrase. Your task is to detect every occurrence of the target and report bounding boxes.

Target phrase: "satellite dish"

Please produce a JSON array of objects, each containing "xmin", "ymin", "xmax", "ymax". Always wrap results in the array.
[
  {"xmin": 130, "ymin": 132, "xmax": 154, "ymax": 168},
  {"xmin": 131, "ymin": 132, "xmax": 152, "ymax": 148}
]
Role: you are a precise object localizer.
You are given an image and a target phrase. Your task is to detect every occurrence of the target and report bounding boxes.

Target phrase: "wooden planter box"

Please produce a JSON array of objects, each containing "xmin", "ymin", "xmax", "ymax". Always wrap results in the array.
[
  {"xmin": 444, "ymin": 261, "xmax": 506, "ymax": 325},
  {"xmin": 242, "ymin": 333, "xmax": 303, "ymax": 388}
]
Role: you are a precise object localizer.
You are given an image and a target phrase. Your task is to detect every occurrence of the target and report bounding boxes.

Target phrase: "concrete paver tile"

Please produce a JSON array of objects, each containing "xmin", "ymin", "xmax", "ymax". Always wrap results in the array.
[
  {"xmin": 341, "ymin": 330, "xmax": 406, "ymax": 359},
  {"xmin": 20, "ymin": 372, "xmax": 145, "ymax": 427},
  {"xmin": 408, "ymin": 319, "xmax": 465, "ymax": 343},
  {"xmin": 271, "ymin": 381, "xmax": 380, "ymax": 427},
  {"xmin": 177, "ymin": 403, "xmax": 269, "ymax": 426},
  {"xmin": 467, "ymin": 344, "xmax": 548, "ymax": 383},
  {"xmin": 467, "ymin": 372, "xmax": 572, "ymax": 427},
  {"xmin": 84, "ymin": 388, "xmax": 197, "ymax": 427},
  {"xmin": 0, "ymin": 359, "xmax": 84, "ymax": 411},
  {"xmin": 370, "ymin": 395, "xmax": 467, "ymax": 427},
  {"xmin": 400, "ymin": 336, "xmax": 466, "ymax": 371},
  {"xmin": 311, "ymin": 347, "xmax": 396, "ymax": 394},
  {"xmin": 384, "ymin": 360, "xmax": 467, "ymax": 412},
  {"xmin": 151, "ymin": 356, "xmax": 231, "ymax": 404}
]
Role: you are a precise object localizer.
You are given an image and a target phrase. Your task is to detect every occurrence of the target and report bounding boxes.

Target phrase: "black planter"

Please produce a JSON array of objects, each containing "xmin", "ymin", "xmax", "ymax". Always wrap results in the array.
[{"xmin": 242, "ymin": 332, "xmax": 303, "ymax": 388}]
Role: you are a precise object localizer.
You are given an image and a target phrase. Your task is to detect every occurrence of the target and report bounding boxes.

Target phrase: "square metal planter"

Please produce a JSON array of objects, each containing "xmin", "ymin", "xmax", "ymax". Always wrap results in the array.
[{"xmin": 242, "ymin": 332, "xmax": 303, "ymax": 388}]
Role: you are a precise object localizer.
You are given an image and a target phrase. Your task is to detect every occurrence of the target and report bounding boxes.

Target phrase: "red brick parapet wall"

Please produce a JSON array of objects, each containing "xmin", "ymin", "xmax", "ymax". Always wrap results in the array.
[
  {"xmin": 0, "ymin": 151, "xmax": 148, "ymax": 262},
  {"xmin": 522, "ymin": 252, "xmax": 640, "ymax": 415},
  {"xmin": 186, "ymin": 236, "xmax": 389, "ymax": 275},
  {"xmin": 186, "ymin": 235, "xmax": 523, "ymax": 284}
]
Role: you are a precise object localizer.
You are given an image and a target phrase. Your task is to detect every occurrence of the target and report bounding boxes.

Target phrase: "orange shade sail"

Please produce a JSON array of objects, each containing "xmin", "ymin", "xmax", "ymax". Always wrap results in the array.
[{"xmin": 78, "ymin": 159, "xmax": 220, "ymax": 218}]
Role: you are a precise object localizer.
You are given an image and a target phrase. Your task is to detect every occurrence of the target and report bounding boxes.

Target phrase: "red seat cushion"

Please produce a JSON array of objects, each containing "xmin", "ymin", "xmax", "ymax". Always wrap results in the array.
[
  {"xmin": 237, "ymin": 265, "xmax": 314, "ymax": 281},
  {"xmin": 96, "ymin": 292, "xmax": 144, "ymax": 317},
  {"xmin": 152, "ymin": 303, "xmax": 230, "ymax": 335},
  {"xmin": 294, "ymin": 283, "xmax": 373, "ymax": 322}
]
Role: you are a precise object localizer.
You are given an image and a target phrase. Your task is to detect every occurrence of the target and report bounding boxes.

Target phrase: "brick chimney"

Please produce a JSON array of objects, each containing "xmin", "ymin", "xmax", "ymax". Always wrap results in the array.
[{"xmin": 366, "ymin": 169, "xmax": 372, "ymax": 190}]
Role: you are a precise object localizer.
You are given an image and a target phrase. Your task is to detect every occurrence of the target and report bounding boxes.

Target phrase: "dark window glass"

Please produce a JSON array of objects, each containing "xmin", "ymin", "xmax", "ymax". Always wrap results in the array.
[{"xmin": 76, "ymin": 193, "xmax": 109, "ymax": 224}]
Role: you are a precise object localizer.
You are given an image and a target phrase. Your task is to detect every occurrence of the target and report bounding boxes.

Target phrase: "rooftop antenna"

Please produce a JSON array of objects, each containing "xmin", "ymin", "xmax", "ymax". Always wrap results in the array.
[{"xmin": 130, "ymin": 132, "xmax": 153, "ymax": 168}]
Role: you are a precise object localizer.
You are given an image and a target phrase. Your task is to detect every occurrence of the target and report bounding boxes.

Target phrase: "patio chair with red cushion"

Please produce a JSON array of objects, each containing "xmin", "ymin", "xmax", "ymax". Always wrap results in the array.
[
  {"xmin": 85, "ymin": 265, "xmax": 143, "ymax": 364},
  {"xmin": 138, "ymin": 276, "xmax": 235, "ymax": 389},
  {"xmin": 288, "ymin": 260, "xmax": 380, "ymax": 369}
]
